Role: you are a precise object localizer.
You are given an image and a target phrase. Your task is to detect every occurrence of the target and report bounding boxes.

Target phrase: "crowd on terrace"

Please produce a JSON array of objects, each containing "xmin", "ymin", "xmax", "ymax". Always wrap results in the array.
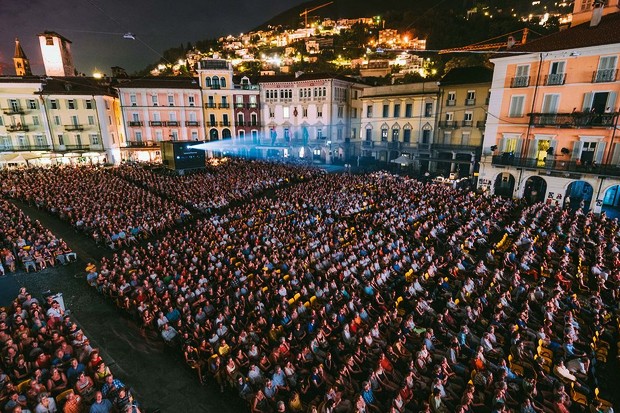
[
  {"xmin": 0, "ymin": 200, "xmax": 75, "ymax": 275},
  {"xmin": 108, "ymin": 159, "xmax": 322, "ymax": 214},
  {"xmin": 82, "ymin": 171, "xmax": 619, "ymax": 413},
  {"xmin": 0, "ymin": 289, "xmax": 139, "ymax": 413}
]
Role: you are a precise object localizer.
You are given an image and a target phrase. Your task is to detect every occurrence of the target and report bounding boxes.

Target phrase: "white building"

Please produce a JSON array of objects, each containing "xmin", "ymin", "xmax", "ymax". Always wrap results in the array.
[{"xmin": 38, "ymin": 31, "xmax": 76, "ymax": 77}]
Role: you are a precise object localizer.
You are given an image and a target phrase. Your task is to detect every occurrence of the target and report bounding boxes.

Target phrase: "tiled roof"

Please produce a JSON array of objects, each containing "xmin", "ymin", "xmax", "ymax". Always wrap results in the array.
[
  {"xmin": 440, "ymin": 66, "xmax": 493, "ymax": 85},
  {"xmin": 115, "ymin": 77, "xmax": 201, "ymax": 89},
  {"xmin": 36, "ymin": 77, "xmax": 116, "ymax": 96},
  {"xmin": 258, "ymin": 72, "xmax": 365, "ymax": 85},
  {"xmin": 508, "ymin": 11, "xmax": 620, "ymax": 54}
]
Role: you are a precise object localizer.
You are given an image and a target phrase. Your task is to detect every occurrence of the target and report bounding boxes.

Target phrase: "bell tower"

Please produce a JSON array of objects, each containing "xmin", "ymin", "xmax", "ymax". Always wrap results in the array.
[{"xmin": 13, "ymin": 38, "xmax": 32, "ymax": 76}]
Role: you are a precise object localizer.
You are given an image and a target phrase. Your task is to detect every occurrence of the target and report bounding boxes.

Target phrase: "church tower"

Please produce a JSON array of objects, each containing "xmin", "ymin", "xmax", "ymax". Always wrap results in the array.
[{"xmin": 13, "ymin": 38, "xmax": 32, "ymax": 76}]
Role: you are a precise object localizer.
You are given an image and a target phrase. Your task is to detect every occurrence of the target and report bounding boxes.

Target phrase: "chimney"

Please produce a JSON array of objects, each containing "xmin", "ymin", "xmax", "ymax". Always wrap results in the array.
[{"xmin": 590, "ymin": 0, "xmax": 604, "ymax": 26}]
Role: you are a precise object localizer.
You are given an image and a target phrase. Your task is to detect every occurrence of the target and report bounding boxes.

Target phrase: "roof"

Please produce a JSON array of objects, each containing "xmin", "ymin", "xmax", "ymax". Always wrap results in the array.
[
  {"xmin": 440, "ymin": 66, "xmax": 493, "ymax": 86},
  {"xmin": 115, "ymin": 77, "xmax": 201, "ymax": 89},
  {"xmin": 258, "ymin": 72, "xmax": 366, "ymax": 85},
  {"xmin": 14, "ymin": 38, "xmax": 27, "ymax": 59},
  {"xmin": 503, "ymin": 11, "xmax": 620, "ymax": 55},
  {"xmin": 36, "ymin": 77, "xmax": 116, "ymax": 96},
  {"xmin": 37, "ymin": 31, "xmax": 72, "ymax": 44},
  {"xmin": 0, "ymin": 76, "xmax": 43, "ymax": 84}
]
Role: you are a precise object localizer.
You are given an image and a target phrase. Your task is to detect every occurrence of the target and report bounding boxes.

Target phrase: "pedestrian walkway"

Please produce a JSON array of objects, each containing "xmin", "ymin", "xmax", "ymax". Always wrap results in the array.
[{"xmin": 10, "ymin": 201, "xmax": 246, "ymax": 413}]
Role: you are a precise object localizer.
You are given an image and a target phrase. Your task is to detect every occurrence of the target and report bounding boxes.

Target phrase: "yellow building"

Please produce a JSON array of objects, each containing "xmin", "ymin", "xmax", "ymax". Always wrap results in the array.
[{"xmin": 196, "ymin": 59, "xmax": 235, "ymax": 140}]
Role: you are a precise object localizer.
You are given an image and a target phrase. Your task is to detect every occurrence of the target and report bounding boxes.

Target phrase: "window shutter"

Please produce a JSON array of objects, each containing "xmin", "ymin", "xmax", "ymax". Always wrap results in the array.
[
  {"xmin": 572, "ymin": 141, "xmax": 583, "ymax": 160},
  {"xmin": 528, "ymin": 140, "xmax": 538, "ymax": 158},
  {"xmin": 498, "ymin": 137, "xmax": 506, "ymax": 152},
  {"xmin": 606, "ymin": 92, "xmax": 617, "ymax": 111},
  {"xmin": 550, "ymin": 139, "xmax": 558, "ymax": 153},
  {"xmin": 582, "ymin": 93, "xmax": 593, "ymax": 112},
  {"xmin": 515, "ymin": 138, "xmax": 524, "ymax": 156},
  {"xmin": 595, "ymin": 142, "xmax": 606, "ymax": 164}
]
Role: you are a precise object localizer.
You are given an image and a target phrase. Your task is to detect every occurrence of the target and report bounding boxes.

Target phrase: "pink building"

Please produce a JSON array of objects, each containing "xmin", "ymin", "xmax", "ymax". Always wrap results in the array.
[
  {"xmin": 117, "ymin": 77, "xmax": 203, "ymax": 162},
  {"xmin": 232, "ymin": 75, "xmax": 261, "ymax": 147},
  {"xmin": 479, "ymin": 2, "xmax": 620, "ymax": 214}
]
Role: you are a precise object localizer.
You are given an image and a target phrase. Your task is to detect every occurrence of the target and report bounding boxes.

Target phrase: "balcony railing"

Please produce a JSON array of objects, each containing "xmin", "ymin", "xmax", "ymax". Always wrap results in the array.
[
  {"xmin": 0, "ymin": 144, "xmax": 52, "ymax": 152},
  {"xmin": 205, "ymin": 103, "xmax": 217, "ymax": 109},
  {"xmin": 247, "ymin": 103, "xmax": 258, "ymax": 109},
  {"xmin": 55, "ymin": 144, "xmax": 90, "ymax": 151},
  {"xmin": 166, "ymin": 121, "xmax": 180, "ymax": 127},
  {"xmin": 234, "ymin": 103, "xmax": 245, "ymax": 109},
  {"xmin": 125, "ymin": 140, "xmax": 159, "ymax": 148},
  {"xmin": 545, "ymin": 73, "xmax": 566, "ymax": 86},
  {"xmin": 218, "ymin": 103, "xmax": 230, "ymax": 109},
  {"xmin": 235, "ymin": 121, "xmax": 245, "ymax": 126},
  {"xmin": 3, "ymin": 107, "xmax": 25, "ymax": 115},
  {"xmin": 529, "ymin": 112, "xmax": 619, "ymax": 128},
  {"xmin": 446, "ymin": 100, "xmax": 456, "ymax": 107},
  {"xmin": 6, "ymin": 124, "xmax": 29, "ymax": 132},
  {"xmin": 64, "ymin": 124, "xmax": 84, "ymax": 131},
  {"xmin": 438, "ymin": 121, "xmax": 458, "ymax": 129},
  {"xmin": 491, "ymin": 155, "xmax": 620, "ymax": 177},
  {"xmin": 362, "ymin": 140, "xmax": 374, "ymax": 148},
  {"xmin": 207, "ymin": 122, "xmax": 217, "ymax": 127},
  {"xmin": 219, "ymin": 121, "xmax": 231, "ymax": 127},
  {"xmin": 592, "ymin": 69, "xmax": 618, "ymax": 83},
  {"xmin": 185, "ymin": 121, "xmax": 200, "ymax": 127},
  {"xmin": 433, "ymin": 143, "xmax": 480, "ymax": 152},
  {"xmin": 476, "ymin": 120, "xmax": 486, "ymax": 129},
  {"xmin": 465, "ymin": 98, "xmax": 476, "ymax": 106},
  {"xmin": 461, "ymin": 120, "xmax": 474, "ymax": 127},
  {"xmin": 149, "ymin": 121, "xmax": 164, "ymax": 127},
  {"xmin": 128, "ymin": 121, "xmax": 143, "ymax": 127},
  {"xmin": 511, "ymin": 76, "xmax": 530, "ymax": 88}
]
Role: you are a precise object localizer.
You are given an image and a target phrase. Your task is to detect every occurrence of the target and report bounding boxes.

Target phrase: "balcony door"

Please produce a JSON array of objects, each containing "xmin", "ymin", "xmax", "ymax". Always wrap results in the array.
[{"xmin": 541, "ymin": 94, "xmax": 560, "ymax": 124}]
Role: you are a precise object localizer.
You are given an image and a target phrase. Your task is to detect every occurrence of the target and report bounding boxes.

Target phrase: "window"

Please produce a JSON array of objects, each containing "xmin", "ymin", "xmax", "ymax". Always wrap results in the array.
[
  {"xmin": 337, "ymin": 106, "xmax": 344, "ymax": 118},
  {"xmin": 366, "ymin": 105, "xmax": 373, "ymax": 118},
  {"xmin": 237, "ymin": 113, "xmax": 244, "ymax": 124},
  {"xmin": 353, "ymin": 90, "xmax": 358, "ymax": 99},
  {"xmin": 391, "ymin": 129, "xmax": 399, "ymax": 141},
  {"xmin": 168, "ymin": 95, "xmax": 175, "ymax": 106},
  {"xmin": 54, "ymin": 116, "xmax": 61, "ymax": 126},
  {"xmin": 46, "ymin": 36, "xmax": 54, "ymax": 45},
  {"xmin": 169, "ymin": 112, "xmax": 177, "ymax": 122},
  {"xmin": 67, "ymin": 100, "xmax": 76, "ymax": 110},
  {"xmin": 463, "ymin": 112, "xmax": 473, "ymax": 126},
  {"xmin": 90, "ymin": 134, "xmax": 100, "ymax": 145},
  {"xmin": 0, "ymin": 118, "xmax": 3, "ymax": 126},
  {"xmin": 50, "ymin": 100, "xmax": 58, "ymax": 109},
  {"xmin": 36, "ymin": 135, "xmax": 45, "ymax": 147},
  {"xmin": 222, "ymin": 114, "xmax": 229, "ymax": 126},
  {"xmin": 70, "ymin": 115, "xmax": 79, "ymax": 125},
  {"xmin": 153, "ymin": 112, "xmax": 161, "ymax": 121},
  {"xmin": 443, "ymin": 131, "xmax": 452, "ymax": 143},
  {"xmin": 269, "ymin": 109, "xmax": 275, "ymax": 118},
  {"xmin": 513, "ymin": 65, "xmax": 530, "ymax": 87},
  {"xmin": 88, "ymin": 116, "xmax": 95, "ymax": 125},
  {"xmin": 191, "ymin": 131, "xmax": 199, "ymax": 140},
  {"xmin": 317, "ymin": 107, "xmax": 323, "ymax": 117},
  {"xmin": 393, "ymin": 104, "xmax": 401, "ymax": 118},
  {"xmin": 466, "ymin": 90, "xmax": 476, "ymax": 105},
  {"xmin": 403, "ymin": 129, "xmax": 411, "ymax": 143},
  {"xmin": 365, "ymin": 128, "xmax": 372, "ymax": 141},
  {"xmin": 337, "ymin": 128, "xmax": 343, "ymax": 140},
  {"xmin": 317, "ymin": 129, "xmax": 323, "ymax": 139},
  {"xmin": 155, "ymin": 130, "xmax": 163, "ymax": 141},
  {"xmin": 283, "ymin": 107, "xmax": 290, "ymax": 118},
  {"xmin": 57, "ymin": 134, "xmax": 64, "ymax": 145},
  {"xmin": 509, "ymin": 95, "xmax": 525, "ymax": 117},
  {"xmin": 351, "ymin": 108, "xmax": 357, "ymax": 118},
  {"xmin": 382, "ymin": 104, "xmax": 389, "ymax": 118},
  {"xmin": 221, "ymin": 96, "xmax": 228, "ymax": 106},
  {"xmin": 238, "ymin": 130, "xmax": 245, "ymax": 140},
  {"xmin": 447, "ymin": 91, "xmax": 456, "ymax": 105},
  {"xmin": 251, "ymin": 114, "xmax": 258, "ymax": 125},
  {"xmin": 28, "ymin": 100, "xmax": 37, "ymax": 109},
  {"xmin": 405, "ymin": 104, "xmax": 412, "ymax": 117},
  {"xmin": 32, "ymin": 116, "xmax": 40, "ymax": 126},
  {"xmin": 595, "ymin": 56, "xmax": 618, "ymax": 82},
  {"xmin": 85, "ymin": 100, "xmax": 93, "ymax": 109},
  {"xmin": 209, "ymin": 114, "xmax": 216, "ymax": 126},
  {"xmin": 130, "ymin": 95, "xmax": 137, "ymax": 106},
  {"xmin": 189, "ymin": 96, "xmax": 195, "ymax": 106},
  {"xmin": 170, "ymin": 131, "xmax": 178, "ymax": 141},
  {"xmin": 542, "ymin": 94, "xmax": 560, "ymax": 113},
  {"xmin": 302, "ymin": 108, "xmax": 308, "ymax": 118},
  {"xmin": 151, "ymin": 95, "xmax": 158, "ymax": 106},
  {"xmin": 132, "ymin": 113, "xmax": 140, "ymax": 122},
  {"xmin": 189, "ymin": 112, "xmax": 197, "ymax": 122},
  {"xmin": 220, "ymin": 77, "xmax": 227, "ymax": 88},
  {"xmin": 547, "ymin": 61, "xmax": 566, "ymax": 85},
  {"xmin": 251, "ymin": 130, "xmax": 258, "ymax": 142},
  {"xmin": 381, "ymin": 128, "xmax": 388, "ymax": 141},
  {"xmin": 445, "ymin": 112, "xmax": 454, "ymax": 121},
  {"xmin": 424, "ymin": 103, "xmax": 433, "ymax": 117},
  {"xmin": 461, "ymin": 131, "xmax": 471, "ymax": 145}
]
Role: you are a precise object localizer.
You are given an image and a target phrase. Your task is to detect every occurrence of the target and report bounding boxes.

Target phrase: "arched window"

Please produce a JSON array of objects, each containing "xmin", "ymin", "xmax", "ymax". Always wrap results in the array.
[
  {"xmin": 220, "ymin": 77, "xmax": 227, "ymax": 88},
  {"xmin": 212, "ymin": 76, "xmax": 220, "ymax": 89}
]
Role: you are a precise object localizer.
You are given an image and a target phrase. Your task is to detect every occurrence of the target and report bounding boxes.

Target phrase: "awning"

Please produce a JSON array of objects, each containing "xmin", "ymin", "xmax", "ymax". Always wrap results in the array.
[{"xmin": 391, "ymin": 155, "xmax": 414, "ymax": 165}]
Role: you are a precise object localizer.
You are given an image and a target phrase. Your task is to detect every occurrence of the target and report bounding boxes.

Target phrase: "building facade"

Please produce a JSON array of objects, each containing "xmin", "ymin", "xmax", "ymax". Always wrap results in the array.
[
  {"xmin": 359, "ymin": 82, "xmax": 438, "ymax": 172},
  {"xmin": 478, "ymin": 3, "xmax": 620, "ymax": 215},
  {"xmin": 232, "ymin": 75, "xmax": 261, "ymax": 151},
  {"xmin": 196, "ymin": 59, "xmax": 235, "ymax": 141},
  {"xmin": 435, "ymin": 67, "xmax": 492, "ymax": 177},
  {"xmin": 38, "ymin": 31, "xmax": 76, "ymax": 77},
  {"xmin": 116, "ymin": 77, "xmax": 203, "ymax": 162},
  {"xmin": 258, "ymin": 73, "xmax": 364, "ymax": 163}
]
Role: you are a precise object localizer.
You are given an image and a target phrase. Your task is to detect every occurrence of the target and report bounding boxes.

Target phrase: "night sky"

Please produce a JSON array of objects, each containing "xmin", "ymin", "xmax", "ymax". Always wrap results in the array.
[{"xmin": 0, "ymin": 0, "xmax": 307, "ymax": 76}]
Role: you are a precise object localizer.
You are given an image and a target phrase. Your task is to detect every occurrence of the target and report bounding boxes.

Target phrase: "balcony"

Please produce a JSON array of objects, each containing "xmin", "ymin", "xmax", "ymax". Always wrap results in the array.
[
  {"xmin": 545, "ymin": 73, "xmax": 566, "ymax": 86},
  {"xmin": 205, "ymin": 103, "xmax": 217, "ymax": 109},
  {"xmin": 128, "ymin": 121, "xmax": 143, "ymax": 127},
  {"xmin": 511, "ymin": 76, "xmax": 530, "ymax": 88},
  {"xmin": 491, "ymin": 155, "xmax": 620, "ymax": 177},
  {"xmin": 476, "ymin": 120, "xmax": 486, "ymax": 129},
  {"xmin": 388, "ymin": 141, "xmax": 401, "ymax": 150},
  {"xmin": 207, "ymin": 122, "xmax": 217, "ymax": 127},
  {"xmin": 438, "ymin": 121, "xmax": 458, "ymax": 129},
  {"xmin": 0, "ymin": 144, "xmax": 52, "ymax": 151},
  {"xmin": 433, "ymin": 143, "xmax": 480, "ymax": 152},
  {"xmin": 55, "ymin": 144, "xmax": 90, "ymax": 151},
  {"xmin": 6, "ymin": 124, "xmax": 29, "ymax": 132},
  {"xmin": 219, "ymin": 121, "xmax": 231, "ymax": 127},
  {"xmin": 446, "ymin": 100, "xmax": 456, "ymax": 107},
  {"xmin": 149, "ymin": 121, "xmax": 164, "ymax": 127},
  {"xmin": 529, "ymin": 112, "xmax": 618, "ymax": 128},
  {"xmin": 125, "ymin": 140, "xmax": 159, "ymax": 148},
  {"xmin": 235, "ymin": 121, "xmax": 246, "ymax": 126},
  {"xmin": 592, "ymin": 69, "xmax": 618, "ymax": 83},
  {"xmin": 3, "ymin": 107, "xmax": 25, "ymax": 115},
  {"xmin": 234, "ymin": 103, "xmax": 245, "ymax": 109},
  {"xmin": 461, "ymin": 120, "xmax": 474, "ymax": 127},
  {"xmin": 218, "ymin": 103, "xmax": 230, "ymax": 109},
  {"xmin": 233, "ymin": 84, "xmax": 259, "ymax": 90},
  {"xmin": 64, "ymin": 124, "xmax": 84, "ymax": 131},
  {"xmin": 247, "ymin": 103, "xmax": 258, "ymax": 109},
  {"xmin": 185, "ymin": 121, "xmax": 200, "ymax": 127},
  {"xmin": 465, "ymin": 98, "xmax": 476, "ymax": 106},
  {"xmin": 362, "ymin": 140, "xmax": 374, "ymax": 148},
  {"xmin": 166, "ymin": 121, "xmax": 180, "ymax": 127}
]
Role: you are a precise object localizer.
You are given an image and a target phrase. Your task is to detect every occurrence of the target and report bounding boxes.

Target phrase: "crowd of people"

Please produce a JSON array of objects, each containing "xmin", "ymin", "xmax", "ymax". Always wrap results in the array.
[
  {"xmin": 82, "ymin": 170, "xmax": 619, "ymax": 413},
  {"xmin": 108, "ymin": 159, "xmax": 323, "ymax": 214},
  {"xmin": 0, "ymin": 167, "xmax": 192, "ymax": 250},
  {"xmin": 0, "ymin": 288, "xmax": 140, "ymax": 413},
  {"xmin": 0, "ymin": 200, "xmax": 76, "ymax": 275}
]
